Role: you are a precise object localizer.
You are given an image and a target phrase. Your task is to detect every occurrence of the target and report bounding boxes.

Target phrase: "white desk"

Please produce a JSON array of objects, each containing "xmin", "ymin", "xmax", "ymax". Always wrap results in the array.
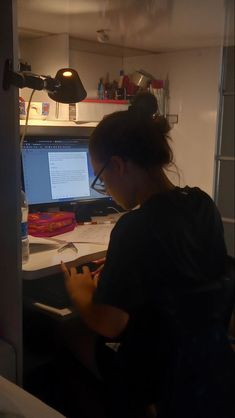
[
  {"xmin": 23, "ymin": 223, "xmax": 114, "ymax": 280},
  {"xmin": 0, "ymin": 375, "xmax": 65, "ymax": 418}
]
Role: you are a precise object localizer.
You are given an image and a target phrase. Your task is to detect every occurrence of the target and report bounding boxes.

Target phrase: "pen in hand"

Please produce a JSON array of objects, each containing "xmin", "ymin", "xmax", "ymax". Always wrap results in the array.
[
  {"xmin": 91, "ymin": 263, "xmax": 104, "ymax": 282},
  {"xmin": 90, "ymin": 257, "xmax": 105, "ymax": 283}
]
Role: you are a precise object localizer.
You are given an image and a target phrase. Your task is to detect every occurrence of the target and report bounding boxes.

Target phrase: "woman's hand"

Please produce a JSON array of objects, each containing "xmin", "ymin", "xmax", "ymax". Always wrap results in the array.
[
  {"xmin": 61, "ymin": 262, "xmax": 96, "ymax": 304},
  {"xmin": 61, "ymin": 261, "xmax": 129, "ymax": 339}
]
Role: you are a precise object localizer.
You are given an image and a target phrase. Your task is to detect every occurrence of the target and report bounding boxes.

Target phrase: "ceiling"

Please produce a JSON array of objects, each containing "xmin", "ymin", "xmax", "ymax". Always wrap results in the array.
[{"xmin": 17, "ymin": 0, "xmax": 230, "ymax": 56}]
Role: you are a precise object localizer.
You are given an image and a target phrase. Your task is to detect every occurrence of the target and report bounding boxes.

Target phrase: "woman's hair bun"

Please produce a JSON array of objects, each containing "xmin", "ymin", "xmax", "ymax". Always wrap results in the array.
[
  {"xmin": 128, "ymin": 92, "xmax": 170, "ymax": 134},
  {"xmin": 155, "ymin": 115, "xmax": 171, "ymax": 135},
  {"xmin": 129, "ymin": 92, "xmax": 159, "ymax": 119}
]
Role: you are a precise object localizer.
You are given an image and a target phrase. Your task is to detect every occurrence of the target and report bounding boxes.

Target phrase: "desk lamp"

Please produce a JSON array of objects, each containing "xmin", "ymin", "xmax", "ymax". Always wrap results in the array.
[
  {"xmin": 3, "ymin": 60, "xmax": 87, "ymax": 147},
  {"xmin": 2, "ymin": 60, "xmax": 87, "ymax": 103}
]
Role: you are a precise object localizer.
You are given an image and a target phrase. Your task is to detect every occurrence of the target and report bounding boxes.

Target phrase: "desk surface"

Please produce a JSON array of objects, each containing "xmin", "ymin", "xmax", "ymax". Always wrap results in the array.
[
  {"xmin": 0, "ymin": 376, "xmax": 65, "ymax": 418},
  {"xmin": 23, "ymin": 223, "xmax": 114, "ymax": 280}
]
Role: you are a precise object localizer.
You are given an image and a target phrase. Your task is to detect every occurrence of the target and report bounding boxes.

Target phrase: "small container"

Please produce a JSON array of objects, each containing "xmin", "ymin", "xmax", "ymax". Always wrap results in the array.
[
  {"xmin": 19, "ymin": 97, "xmax": 26, "ymax": 118},
  {"xmin": 130, "ymin": 70, "xmax": 153, "ymax": 89},
  {"xmin": 21, "ymin": 102, "xmax": 50, "ymax": 120}
]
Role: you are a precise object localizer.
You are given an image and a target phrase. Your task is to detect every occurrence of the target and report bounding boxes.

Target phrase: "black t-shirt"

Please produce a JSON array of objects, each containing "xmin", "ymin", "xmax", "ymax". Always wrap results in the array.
[
  {"xmin": 94, "ymin": 186, "xmax": 227, "ymax": 316},
  {"xmin": 94, "ymin": 186, "xmax": 233, "ymax": 418}
]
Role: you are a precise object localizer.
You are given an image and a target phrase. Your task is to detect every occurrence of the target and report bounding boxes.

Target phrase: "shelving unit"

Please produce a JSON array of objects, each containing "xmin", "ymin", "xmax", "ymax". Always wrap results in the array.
[{"xmin": 83, "ymin": 99, "xmax": 129, "ymax": 104}]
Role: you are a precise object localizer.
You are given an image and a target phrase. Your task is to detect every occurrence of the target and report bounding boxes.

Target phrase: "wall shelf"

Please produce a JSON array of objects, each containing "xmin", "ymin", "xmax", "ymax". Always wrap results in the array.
[{"xmin": 83, "ymin": 99, "xmax": 129, "ymax": 104}]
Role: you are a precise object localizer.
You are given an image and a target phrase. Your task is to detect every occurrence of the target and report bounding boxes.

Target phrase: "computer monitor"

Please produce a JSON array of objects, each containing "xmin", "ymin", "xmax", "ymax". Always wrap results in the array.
[{"xmin": 21, "ymin": 136, "xmax": 114, "ymax": 217}]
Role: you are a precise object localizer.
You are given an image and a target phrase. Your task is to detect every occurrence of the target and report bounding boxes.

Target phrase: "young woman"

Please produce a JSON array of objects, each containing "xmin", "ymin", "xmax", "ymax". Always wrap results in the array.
[{"xmin": 62, "ymin": 94, "xmax": 234, "ymax": 418}]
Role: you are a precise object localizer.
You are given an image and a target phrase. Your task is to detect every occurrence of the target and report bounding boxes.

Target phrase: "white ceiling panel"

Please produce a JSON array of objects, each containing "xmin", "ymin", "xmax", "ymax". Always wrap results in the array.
[{"xmin": 17, "ymin": 0, "xmax": 229, "ymax": 54}]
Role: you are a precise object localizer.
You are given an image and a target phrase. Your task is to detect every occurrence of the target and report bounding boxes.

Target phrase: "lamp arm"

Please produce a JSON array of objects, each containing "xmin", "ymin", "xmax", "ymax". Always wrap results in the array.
[
  {"xmin": 44, "ymin": 76, "xmax": 60, "ymax": 93},
  {"xmin": 10, "ymin": 71, "xmax": 60, "ymax": 92},
  {"xmin": 10, "ymin": 71, "xmax": 45, "ymax": 90},
  {"xmin": 2, "ymin": 60, "xmax": 59, "ymax": 92}
]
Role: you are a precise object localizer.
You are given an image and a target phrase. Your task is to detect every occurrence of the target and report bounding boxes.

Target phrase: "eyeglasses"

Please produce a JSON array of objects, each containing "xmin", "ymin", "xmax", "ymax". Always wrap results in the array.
[{"xmin": 90, "ymin": 160, "xmax": 110, "ymax": 195}]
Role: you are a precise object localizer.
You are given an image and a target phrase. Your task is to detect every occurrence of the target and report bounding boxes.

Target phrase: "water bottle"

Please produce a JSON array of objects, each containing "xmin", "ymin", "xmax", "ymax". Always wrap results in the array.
[
  {"xmin": 97, "ymin": 78, "xmax": 104, "ymax": 100},
  {"xmin": 21, "ymin": 189, "xmax": 29, "ymax": 264}
]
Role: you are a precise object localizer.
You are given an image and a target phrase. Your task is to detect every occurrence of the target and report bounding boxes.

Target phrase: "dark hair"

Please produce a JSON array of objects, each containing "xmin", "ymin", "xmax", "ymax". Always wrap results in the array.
[
  {"xmin": 89, "ymin": 94, "xmax": 173, "ymax": 170},
  {"xmin": 129, "ymin": 91, "xmax": 159, "ymax": 117}
]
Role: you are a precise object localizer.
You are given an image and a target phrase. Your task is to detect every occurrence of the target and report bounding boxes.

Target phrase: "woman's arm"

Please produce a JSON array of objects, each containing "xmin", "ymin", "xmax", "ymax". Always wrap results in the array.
[{"xmin": 61, "ymin": 262, "xmax": 129, "ymax": 339}]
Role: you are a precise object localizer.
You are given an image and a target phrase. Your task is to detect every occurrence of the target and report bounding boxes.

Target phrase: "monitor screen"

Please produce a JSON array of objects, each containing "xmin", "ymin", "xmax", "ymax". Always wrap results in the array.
[{"xmin": 21, "ymin": 137, "xmax": 111, "ymax": 207}]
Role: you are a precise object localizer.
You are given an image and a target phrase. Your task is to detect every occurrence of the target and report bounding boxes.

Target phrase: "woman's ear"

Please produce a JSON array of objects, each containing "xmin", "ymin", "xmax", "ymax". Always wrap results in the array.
[{"xmin": 109, "ymin": 155, "xmax": 126, "ymax": 175}]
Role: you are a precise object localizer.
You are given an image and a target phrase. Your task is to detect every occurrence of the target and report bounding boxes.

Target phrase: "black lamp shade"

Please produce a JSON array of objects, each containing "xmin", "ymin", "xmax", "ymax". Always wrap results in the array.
[{"xmin": 48, "ymin": 68, "xmax": 87, "ymax": 104}]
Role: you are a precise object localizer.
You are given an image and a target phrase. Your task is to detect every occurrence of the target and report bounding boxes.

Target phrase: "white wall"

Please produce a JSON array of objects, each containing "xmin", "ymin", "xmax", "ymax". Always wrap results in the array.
[
  {"xmin": 124, "ymin": 47, "xmax": 222, "ymax": 196},
  {"xmin": 69, "ymin": 49, "xmax": 122, "ymax": 98},
  {"xmin": 19, "ymin": 33, "xmax": 70, "ymax": 120}
]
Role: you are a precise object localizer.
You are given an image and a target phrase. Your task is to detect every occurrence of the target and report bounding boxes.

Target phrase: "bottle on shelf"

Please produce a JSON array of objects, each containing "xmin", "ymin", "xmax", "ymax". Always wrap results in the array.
[
  {"xmin": 116, "ymin": 69, "xmax": 128, "ymax": 100},
  {"xmin": 118, "ymin": 69, "xmax": 124, "ymax": 88},
  {"xmin": 21, "ymin": 189, "xmax": 29, "ymax": 264},
  {"xmin": 97, "ymin": 78, "xmax": 104, "ymax": 100},
  {"xmin": 104, "ymin": 72, "xmax": 111, "ymax": 99}
]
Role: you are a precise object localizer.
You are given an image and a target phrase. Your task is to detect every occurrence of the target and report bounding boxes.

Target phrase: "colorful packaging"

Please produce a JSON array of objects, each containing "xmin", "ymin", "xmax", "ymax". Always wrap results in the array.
[
  {"xmin": 28, "ymin": 212, "xmax": 76, "ymax": 237},
  {"xmin": 19, "ymin": 97, "xmax": 26, "ymax": 118},
  {"xmin": 23, "ymin": 102, "xmax": 50, "ymax": 120}
]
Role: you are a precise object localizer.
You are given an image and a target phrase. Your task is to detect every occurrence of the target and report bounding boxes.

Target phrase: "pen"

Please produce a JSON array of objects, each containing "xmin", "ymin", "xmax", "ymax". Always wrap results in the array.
[{"xmin": 91, "ymin": 263, "xmax": 104, "ymax": 280}]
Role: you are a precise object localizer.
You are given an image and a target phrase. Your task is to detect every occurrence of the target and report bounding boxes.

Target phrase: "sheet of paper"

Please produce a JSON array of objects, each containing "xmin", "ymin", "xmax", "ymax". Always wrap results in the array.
[
  {"xmin": 29, "ymin": 236, "xmax": 62, "ymax": 245},
  {"xmin": 74, "ymin": 224, "xmax": 114, "ymax": 244},
  {"xmin": 28, "ymin": 236, "xmax": 61, "ymax": 254},
  {"xmin": 29, "ymin": 224, "xmax": 114, "ymax": 246}
]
